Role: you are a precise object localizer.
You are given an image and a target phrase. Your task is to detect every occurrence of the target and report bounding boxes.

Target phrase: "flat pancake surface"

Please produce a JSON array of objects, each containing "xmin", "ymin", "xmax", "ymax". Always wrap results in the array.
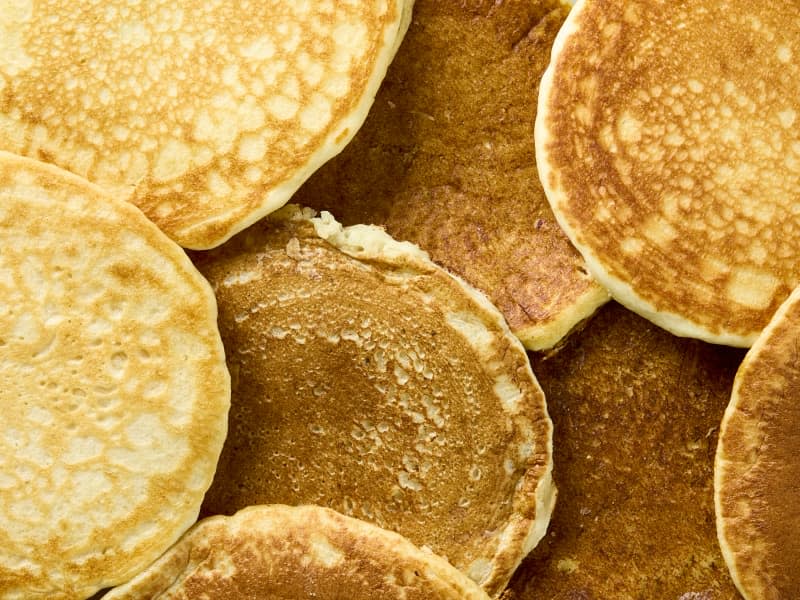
[
  {"xmin": 504, "ymin": 303, "xmax": 743, "ymax": 599},
  {"xmin": 536, "ymin": 0, "xmax": 800, "ymax": 346},
  {"xmin": 192, "ymin": 207, "xmax": 555, "ymax": 596},
  {"xmin": 103, "ymin": 505, "xmax": 492, "ymax": 600},
  {"xmin": 0, "ymin": 0, "xmax": 411, "ymax": 249},
  {"xmin": 0, "ymin": 153, "xmax": 230, "ymax": 599},
  {"xmin": 715, "ymin": 287, "xmax": 800, "ymax": 600},
  {"xmin": 292, "ymin": 0, "xmax": 608, "ymax": 351}
]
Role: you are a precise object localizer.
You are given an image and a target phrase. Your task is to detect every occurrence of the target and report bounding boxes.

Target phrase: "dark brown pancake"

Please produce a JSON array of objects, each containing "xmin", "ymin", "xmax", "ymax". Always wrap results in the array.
[
  {"xmin": 292, "ymin": 0, "xmax": 608, "ymax": 351},
  {"xmin": 191, "ymin": 206, "xmax": 554, "ymax": 596},
  {"xmin": 504, "ymin": 303, "xmax": 744, "ymax": 599}
]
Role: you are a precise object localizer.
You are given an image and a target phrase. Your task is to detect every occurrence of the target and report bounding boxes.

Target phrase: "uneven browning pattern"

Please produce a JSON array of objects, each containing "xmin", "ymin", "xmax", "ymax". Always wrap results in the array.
[
  {"xmin": 0, "ymin": 154, "xmax": 229, "ymax": 599},
  {"xmin": 715, "ymin": 287, "xmax": 800, "ymax": 600},
  {"xmin": 103, "ymin": 505, "xmax": 492, "ymax": 600},
  {"xmin": 293, "ymin": 0, "xmax": 608, "ymax": 351},
  {"xmin": 0, "ymin": 0, "xmax": 409, "ymax": 248},
  {"xmin": 193, "ymin": 208, "xmax": 554, "ymax": 596},
  {"xmin": 537, "ymin": 0, "xmax": 800, "ymax": 345}
]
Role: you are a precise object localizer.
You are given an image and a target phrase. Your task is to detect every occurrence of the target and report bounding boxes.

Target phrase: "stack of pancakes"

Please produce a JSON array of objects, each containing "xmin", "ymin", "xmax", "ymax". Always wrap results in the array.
[{"xmin": 1, "ymin": 0, "xmax": 798, "ymax": 599}]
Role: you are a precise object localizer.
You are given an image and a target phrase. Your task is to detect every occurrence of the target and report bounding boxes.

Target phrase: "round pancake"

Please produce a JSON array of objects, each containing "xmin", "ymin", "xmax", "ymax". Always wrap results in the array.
[
  {"xmin": 191, "ymin": 206, "xmax": 555, "ymax": 596},
  {"xmin": 715, "ymin": 286, "xmax": 800, "ymax": 599},
  {"xmin": 0, "ymin": 0, "xmax": 413, "ymax": 249},
  {"xmin": 103, "ymin": 505, "xmax": 491, "ymax": 600},
  {"xmin": 0, "ymin": 152, "xmax": 230, "ymax": 598},
  {"xmin": 535, "ymin": 0, "xmax": 800, "ymax": 346},
  {"xmin": 291, "ymin": 0, "xmax": 609, "ymax": 351},
  {"xmin": 505, "ymin": 303, "xmax": 743, "ymax": 599}
]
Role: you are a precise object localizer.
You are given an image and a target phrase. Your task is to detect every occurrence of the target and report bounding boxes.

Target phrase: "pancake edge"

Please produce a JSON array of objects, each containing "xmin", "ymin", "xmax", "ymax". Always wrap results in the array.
[
  {"xmin": 534, "ymin": 0, "xmax": 756, "ymax": 348},
  {"xmin": 310, "ymin": 208, "xmax": 557, "ymax": 595},
  {"xmin": 178, "ymin": 0, "xmax": 416, "ymax": 249}
]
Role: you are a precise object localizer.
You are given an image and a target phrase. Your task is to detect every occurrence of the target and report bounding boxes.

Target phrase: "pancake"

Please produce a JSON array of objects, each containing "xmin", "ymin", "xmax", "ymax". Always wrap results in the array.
[
  {"xmin": 191, "ymin": 206, "xmax": 555, "ymax": 596},
  {"xmin": 503, "ymin": 303, "xmax": 743, "ymax": 599},
  {"xmin": 714, "ymin": 286, "xmax": 800, "ymax": 599},
  {"xmin": 0, "ymin": 0, "xmax": 413, "ymax": 249},
  {"xmin": 536, "ymin": 0, "xmax": 800, "ymax": 346},
  {"xmin": 0, "ymin": 152, "xmax": 230, "ymax": 599},
  {"xmin": 102, "ymin": 505, "xmax": 491, "ymax": 600},
  {"xmin": 291, "ymin": 0, "xmax": 609, "ymax": 351}
]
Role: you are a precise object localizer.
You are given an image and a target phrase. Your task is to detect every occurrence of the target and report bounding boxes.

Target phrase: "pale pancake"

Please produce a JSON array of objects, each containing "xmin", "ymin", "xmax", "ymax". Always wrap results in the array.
[
  {"xmin": 0, "ymin": 0, "xmax": 413, "ymax": 249},
  {"xmin": 536, "ymin": 0, "xmax": 800, "ymax": 346},
  {"xmin": 715, "ymin": 286, "xmax": 800, "ymax": 599},
  {"xmin": 0, "ymin": 152, "xmax": 230, "ymax": 599},
  {"xmin": 191, "ymin": 206, "xmax": 555, "ymax": 596},
  {"xmin": 504, "ymin": 303, "xmax": 743, "ymax": 599},
  {"xmin": 103, "ymin": 505, "xmax": 491, "ymax": 600},
  {"xmin": 292, "ymin": 0, "xmax": 609, "ymax": 351}
]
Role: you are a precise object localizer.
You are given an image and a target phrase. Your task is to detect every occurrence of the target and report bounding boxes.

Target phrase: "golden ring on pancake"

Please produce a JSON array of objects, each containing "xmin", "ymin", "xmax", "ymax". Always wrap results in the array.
[
  {"xmin": 536, "ymin": 0, "xmax": 800, "ymax": 346},
  {"xmin": 191, "ymin": 206, "xmax": 555, "ymax": 596},
  {"xmin": 0, "ymin": 0, "xmax": 413, "ymax": 249},
  {"xmin": 0, "ymin": 152, "xmax": 230, "ymax": 598},
  {"xmin": 293, "ymin": 0, "xmax": 609, "ymax": 351},
  {"xmin": 103, "ymin": 504, "xmax": 492, "ymax": 599},
  {"xmin": 715, "ymin": 285, "xmax": 800, "ymax": 600}
]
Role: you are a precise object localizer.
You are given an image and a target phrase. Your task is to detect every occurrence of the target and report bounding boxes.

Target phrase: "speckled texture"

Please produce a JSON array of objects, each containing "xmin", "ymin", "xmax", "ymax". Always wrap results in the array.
[
  {"xmin": 0, "ymin": 152, "xmax": 230, "ymax": 600},
  {"xmin": 536, "ymin": 0, "xmax": 800, "ymax": 346},
  {"xmin": 716, "ymin": 285, "xmax": 800, "ymax": 600},
  {"xmin": 0, "ymin": 0, "xmax": 412, "ymax": 248},
  {"xmin": 103, "ymin": 505, "xmax": 491, "ymax": 600},
  {"xmin": 292, "ymin": 0, "xmax": 608, "ymax": 351},
  {"xmin": 505, "ymin": 303, "xmax": 743, "ymax": 600},
  {"xmin": 191, "ymin": 207, "xmax": 554, "ymax": 596}
]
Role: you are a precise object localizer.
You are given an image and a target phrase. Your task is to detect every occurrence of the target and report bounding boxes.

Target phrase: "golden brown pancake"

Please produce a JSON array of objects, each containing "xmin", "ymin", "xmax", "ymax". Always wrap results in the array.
[
  {"xmin": 0, "ymin": 152, "xmax": 230, "ymax": 599},
  {"xmin": 536, "ymin": 0, "xmax": 800, "ymax": 346},
  {"xmin": 102, "ymin": 505, "xmax": 492, "ymax": 600},
  {"xmin": 292, "ymin": 0, "xmax": 609, "ymax": 351},
  {"xmin": 191, "ymin": 206, "xmax": 555, "ymax": 596},
  {"xmin": 502, "ymin": 303, "xmax": 743, "ymax": 599},
  {"xmin": 0, "ymin": 0, "xmax": 413, "ymax": 249},
  {"xmin": 715, "ymin": 286, "xmax": 800, "ymax": 600}
]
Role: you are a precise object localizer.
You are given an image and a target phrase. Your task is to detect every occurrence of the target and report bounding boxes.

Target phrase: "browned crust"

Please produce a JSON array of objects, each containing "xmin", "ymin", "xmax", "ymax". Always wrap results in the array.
[
  {"xmin": 536, "ymin": 0, "xmax": 800, "ymax": 345},
  {"xmin": 190, "ymin": 207, "xmax": 554, "ymax": 596},
  {"xmin": 715, "ymin": 287, "xmax": 800, "ymax": 600},
  {"xmin": 292, "ymin": 0, "xmax": 608, "ymax": 351},
  {"xmin": 103, "ymin": 505, "xmax": 492, "ymax": 599},
  {"xmin": 504, "ymin": 303, "xmax": 743, "ymax": 599}
]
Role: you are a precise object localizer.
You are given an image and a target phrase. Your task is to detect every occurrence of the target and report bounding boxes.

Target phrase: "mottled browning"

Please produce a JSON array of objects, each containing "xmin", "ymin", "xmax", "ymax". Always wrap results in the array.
[
  {"xmin": 504, "ymin": 303, "xmax": 743, "ymax": 600},
  {"xmin": 103, "ymin": 505, "xmax": 491, "ymax": 599},
  {"xmin": 0, "ymin": 152, "xmax": 230, "ymax": 599},
  {"xmin": 191, "ymin": 207, "xmax": 554, "ymax": 596},
  {"xmin": 715, "ymin": 287, "xmax": 800, "ymax": 600},
  {"xmin": 292, "ymin": 0, "xmax": 608, "ymax": 351},
  {"xmin": 537, "ymin": 0, "xmax": 800, "ymax": 345},
  {"xmin": 0, "ymin": 0, "xmax": 412, "ymax": 248}
]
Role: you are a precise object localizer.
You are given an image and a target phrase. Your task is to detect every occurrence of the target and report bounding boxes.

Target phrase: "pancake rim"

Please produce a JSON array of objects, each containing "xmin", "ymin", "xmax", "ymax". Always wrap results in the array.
[
  {"xmin": 0, "ymin": 151, "xmax": 231, "ymax": 598},
  {"xmin": 534, "ymin": 0, "xmax": 787, "ymax": 348},
  {"xmin": 198, "ymin": 205, "xmax": 557, "ymax": 596}
]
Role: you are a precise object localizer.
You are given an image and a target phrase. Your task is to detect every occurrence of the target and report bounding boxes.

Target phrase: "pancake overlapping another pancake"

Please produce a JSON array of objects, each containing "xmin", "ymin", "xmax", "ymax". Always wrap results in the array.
[
  {"xmin": 292, "ymin": 0, "xmax": 609, "ymax": 351},
  {"xmin": 715, "ymin": 286, "xmax": 800, "ymax": 600},
  {"xmin": 0, "ymin": 0, "xmax": 413, "ymax": 249},
  {"xmin": 536, "ymin": 0, "xmax": 800, "ymax": 346},
  {"xmin": 0, "ymin": 152, "xmax": 230, "ymax": 599},
  {"xmin": 191, "ymin": 206, "xmax": 555, "ymax": 596},
  {"xmin": 103, "ymin": 505, "xmax": 492, "ymax": 600}
]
